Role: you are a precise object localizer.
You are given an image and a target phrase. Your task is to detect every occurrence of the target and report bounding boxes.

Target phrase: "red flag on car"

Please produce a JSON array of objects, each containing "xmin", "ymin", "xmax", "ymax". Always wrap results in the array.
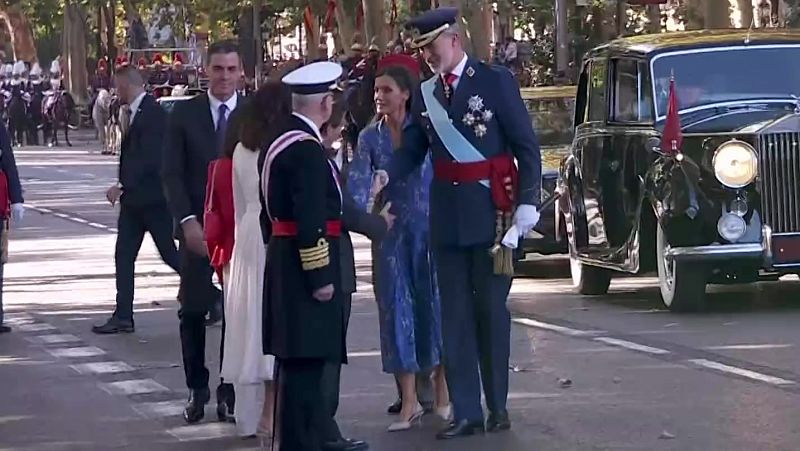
[{"xmin": 662, "ymin": 75, "xmax": 682, "ymax": 154}]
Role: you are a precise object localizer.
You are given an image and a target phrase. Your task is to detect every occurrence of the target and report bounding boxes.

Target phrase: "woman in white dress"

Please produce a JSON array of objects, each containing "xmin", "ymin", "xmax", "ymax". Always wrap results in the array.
[{"xmin": 221, "ymin": 90, "xmax": 283, "ymax": 438}]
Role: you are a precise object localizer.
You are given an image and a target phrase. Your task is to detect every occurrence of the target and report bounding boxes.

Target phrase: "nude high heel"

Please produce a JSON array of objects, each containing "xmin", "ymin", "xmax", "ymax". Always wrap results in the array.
[{"xmin": 387, "ymin": 405, "xmax": 424, "ymax": 432}]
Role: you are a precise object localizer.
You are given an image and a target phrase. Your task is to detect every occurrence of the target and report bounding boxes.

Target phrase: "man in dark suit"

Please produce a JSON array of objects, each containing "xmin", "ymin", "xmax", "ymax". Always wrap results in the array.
[
  {"xmin": 162, "ymin": 40, "xmax": 241, "ymax": 425},
  {"xmin": 92, "ymin": 65, "xmax": 180, "ymax": 335},
  {"xmin": 0, "ymin": 121, "xmax": 24, "ymax": 334}
]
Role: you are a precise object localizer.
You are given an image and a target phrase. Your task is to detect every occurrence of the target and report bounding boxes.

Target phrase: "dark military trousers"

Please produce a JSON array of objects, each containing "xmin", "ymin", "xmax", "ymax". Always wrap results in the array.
[
  {"xmin": 433, "ymin": 244, "xmax": 513, "ymax": 423},
  {"xmin": 274, "ymin": 358, "xmax": 326, "ymax": 451}
]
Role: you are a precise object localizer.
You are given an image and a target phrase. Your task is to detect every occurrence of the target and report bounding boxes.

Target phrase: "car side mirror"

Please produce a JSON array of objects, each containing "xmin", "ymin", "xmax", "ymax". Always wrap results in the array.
[{"xmin": 645, "ymin": 136, "xmax": 662, "ymax": 154}]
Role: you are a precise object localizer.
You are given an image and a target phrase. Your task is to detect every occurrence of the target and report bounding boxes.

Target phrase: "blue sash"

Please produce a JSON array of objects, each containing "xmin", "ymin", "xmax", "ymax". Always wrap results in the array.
[{"xmin": 420, "ymin": 78, "xmax": 489, "ymax": 189}]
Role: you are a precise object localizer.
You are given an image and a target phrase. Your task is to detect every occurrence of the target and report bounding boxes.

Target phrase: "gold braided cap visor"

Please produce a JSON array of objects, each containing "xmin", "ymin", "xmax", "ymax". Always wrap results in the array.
[{"xmin": 409, "ymin": 23, "xmax": 451, "ymax": 49}]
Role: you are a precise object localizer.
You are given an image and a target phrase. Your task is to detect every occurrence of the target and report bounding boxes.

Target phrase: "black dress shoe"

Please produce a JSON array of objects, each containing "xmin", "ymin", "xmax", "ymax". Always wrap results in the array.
[
  {"xmin": 387, "ymin": 399, "xmax": 402, "ymax": 415},
  {"xmin": 216, "ymin": 399, "xmax": 236, "ymax": 423},
  {"xmin": 0, "ymin": 325, "xmax": 10, "ymax": 334},
  {"xmin": 436, "ymin": 419, "xmax": 485, "ymax": 440},
  {"xmin": 183, "ymin": 388, "xmax": 210, "ymax": 424},
  {"xmin": 486, "ymin": 411, "xmax": 511, "ymax": 432},
  {"xmin": 216, "ymin": 384, "xmax": 236, "ymax": 422},
  {"xmin": 205, "ymin": 301, "xmax": 223, "ymax": 326},
  {"xmin": 91, "ymin": 317, "xmax": 134, "ymax": 334},
  {"xmin": 322, "ymin": 438, "xmax": 369, "ymax": 451}
]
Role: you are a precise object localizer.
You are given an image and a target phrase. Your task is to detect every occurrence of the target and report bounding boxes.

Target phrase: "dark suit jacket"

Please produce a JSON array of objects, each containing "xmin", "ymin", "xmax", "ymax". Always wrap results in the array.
[
  {"xmin": 0, "ymin": 122, "xmax": 23, "ymax": 205},
  {"xmin": 162, "ymin": 93, "xmax": 240, "ymax": 226},
  {"xmin": 119, "ymin": 94, "xmax": 168, "ymax": 207}
]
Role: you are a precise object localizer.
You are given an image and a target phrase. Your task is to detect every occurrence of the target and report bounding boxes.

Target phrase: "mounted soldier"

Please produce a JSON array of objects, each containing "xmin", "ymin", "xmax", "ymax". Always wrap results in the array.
[
  {"xmin": 27, "ymin": 63, "xmax": 45, "ymax": 145},
  {"xmin": 148, "ymin": 53, "xmax": 169, "ymax": 86},
  {"xmin": 7, "ymin": 61, "xmax": 29, "ymax": 146},
  {"xmin": 167, "ymin": 53, "xmax": 189, "ymax": 86}
]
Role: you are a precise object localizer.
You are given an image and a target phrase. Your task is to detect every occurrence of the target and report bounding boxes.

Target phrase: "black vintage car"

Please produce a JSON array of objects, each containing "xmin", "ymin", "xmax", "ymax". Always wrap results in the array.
[{"xmin": 558, "ymin": 30, "xmax": 800, "ymax": 311}]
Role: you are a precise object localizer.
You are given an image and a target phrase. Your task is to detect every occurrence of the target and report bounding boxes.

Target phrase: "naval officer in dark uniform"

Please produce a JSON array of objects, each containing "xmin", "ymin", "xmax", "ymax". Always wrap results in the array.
[
  {"xmin": 388, "ymin": 7, "xmax": 542, "ymax": 440},
  {"xmin": 259, "ymin": 61, "xmax": 346, "ymax": 451}
]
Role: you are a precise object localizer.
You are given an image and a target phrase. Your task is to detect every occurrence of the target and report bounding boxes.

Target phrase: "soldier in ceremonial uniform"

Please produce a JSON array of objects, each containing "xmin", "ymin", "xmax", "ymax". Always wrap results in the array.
[
  {"xmin": 168, "ymin": 54, "xmax": 189, "ymax": 86},
  {"xmin": 259, "ymin": 61, "xmax": 345, "ymax": 451},
  {"xmin": 388, "ymin": 7, "xmax": 542, "ymax": 440},
  {"xmin": 148, "ymin": 54, "xmax": 170, "ymax": 86}
]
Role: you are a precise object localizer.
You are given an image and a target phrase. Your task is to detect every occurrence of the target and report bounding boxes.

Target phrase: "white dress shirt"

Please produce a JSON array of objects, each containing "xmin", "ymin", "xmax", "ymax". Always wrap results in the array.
[
  {"xmin": 127, "ymin": 91, "xmax": 147, "ymax": 125},
  {"xmin": 179, "ymin": 91, "xmax": 239, "ymax": 225},
  {"xmin": 448, "ymin": 52, "xmax": 469, "ymax": 90},
  {"xmin": 208, "ymin": 91, "xmax": 238, "ymax": 129}
]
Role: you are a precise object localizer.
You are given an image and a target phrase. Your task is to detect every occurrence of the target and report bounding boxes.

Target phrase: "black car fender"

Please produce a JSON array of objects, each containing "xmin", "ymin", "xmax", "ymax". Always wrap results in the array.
[{"xmin": 644, "ymin": 153, "xmax": 716, "ymax": 247}]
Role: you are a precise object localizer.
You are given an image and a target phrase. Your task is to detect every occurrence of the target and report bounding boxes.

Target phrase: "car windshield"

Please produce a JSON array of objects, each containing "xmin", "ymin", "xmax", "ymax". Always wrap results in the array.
[{"xmin": 651, "ymin": 45, "xmax": 800, "ymax": 119}]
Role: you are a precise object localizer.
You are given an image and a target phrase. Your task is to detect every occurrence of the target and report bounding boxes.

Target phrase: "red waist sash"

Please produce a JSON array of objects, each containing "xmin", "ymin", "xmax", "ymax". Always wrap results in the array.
[
  {"xmin": 271, "ymin": 220, "xmax": 342, "ymax": 237},
  {"xmin": 432, "ymin": 155, "xmax": 518, "ymax": 212}
]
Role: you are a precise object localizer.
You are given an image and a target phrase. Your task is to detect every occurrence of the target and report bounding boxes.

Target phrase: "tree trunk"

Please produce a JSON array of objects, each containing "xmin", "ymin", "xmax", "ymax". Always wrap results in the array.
[
  {"xmin": 0, "ymin": 5, "xmax": 38, "ymax": 62},
  {"xmin": 63, "ymin": 2, "xmax": 90, "ymax": 105},
  {"xmin": 496, "ymin": 0, "xmax": 513, "ymax": 42},
  {"xmin": 736, "ymin": 0, "xmax": 753, "ymax": 27},
  {"xmin": 704, "ymin": 0, "xmax": 731, "ymax": 28},
  {"xmin": 362, "ymin": 0, "xmax": 385, "ymax": 51},
  {"xmin": 239, "ymin": 7, "xmax": 256, "ymax": 78},
  {"xmin": 335, "ymin": 0, "xmax": 356, "ymax": 53},
  {"xmin": 647, "ymin": 5, "xmax": 661, "ymax": 33},
  {"xmin": 462, "ymin": 0, "xmax": 491, "ymax": 60},
  {"xmin": 103, "ymin": 1, "xmax": 116, "ymax": 62},
  {"xmin": 685, "ymin": 0, "xmax": 705, "ymax": 30}
]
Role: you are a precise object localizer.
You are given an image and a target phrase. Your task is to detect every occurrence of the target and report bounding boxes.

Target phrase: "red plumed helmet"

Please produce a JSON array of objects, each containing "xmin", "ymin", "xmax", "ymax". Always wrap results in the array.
[
  {"xmin": 138, "ymin": 57, "xmax": 148, "ymax": 67},
  {"xmin": 97, "ymin": 59, "xmax": 108, "ymax": 70},
  {"xmin": 152, "ymin": 53, "xmax": 163, "ymax": 64},
  {"xmin": 377, "ymin": 54, "xmax": 421, "ymax": 80},
  {"xmin": 173, "ymin": 53, "xmax": 183, "ymax": 65}
]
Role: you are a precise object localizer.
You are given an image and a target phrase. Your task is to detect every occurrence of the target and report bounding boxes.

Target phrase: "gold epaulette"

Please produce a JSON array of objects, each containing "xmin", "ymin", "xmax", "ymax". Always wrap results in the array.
[{"xmin": 299, "ymin": 238, "xmax": 330, "ymax": 271}]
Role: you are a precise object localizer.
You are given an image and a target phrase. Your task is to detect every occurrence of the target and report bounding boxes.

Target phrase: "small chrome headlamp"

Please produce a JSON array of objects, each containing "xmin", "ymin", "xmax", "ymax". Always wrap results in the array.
[{"xmin": 712, "ymin": 140, "xmax": 758, "ymax": 188}]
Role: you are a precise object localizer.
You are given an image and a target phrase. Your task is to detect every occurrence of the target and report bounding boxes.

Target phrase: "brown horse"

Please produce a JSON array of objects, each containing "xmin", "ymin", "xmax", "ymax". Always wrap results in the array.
[{"xmin": 42, "ymin": 90, "xmax": 76, "ymax": 147}]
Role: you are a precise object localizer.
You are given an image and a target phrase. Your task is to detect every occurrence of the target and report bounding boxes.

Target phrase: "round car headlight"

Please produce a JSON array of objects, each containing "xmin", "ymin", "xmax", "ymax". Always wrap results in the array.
[
  {"xmin": 712, "ymin": 140, "xmax": 758, "ymax": 188},
  {"xmin": 717, "ymin": 213, "xmax": 747, "ymax": 242}
]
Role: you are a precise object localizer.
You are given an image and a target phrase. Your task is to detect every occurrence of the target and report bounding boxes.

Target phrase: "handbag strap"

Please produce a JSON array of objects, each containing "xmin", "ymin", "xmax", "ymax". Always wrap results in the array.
[{"xmin": 205, "ymin": 159, "xmax": 219, "ymax": 213}]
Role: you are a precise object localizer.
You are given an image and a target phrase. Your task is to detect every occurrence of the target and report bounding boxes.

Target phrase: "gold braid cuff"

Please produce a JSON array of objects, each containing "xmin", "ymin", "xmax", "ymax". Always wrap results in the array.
[{"xmin": 300, "ymin": 238, "xmax": 330, "ymax": 271}]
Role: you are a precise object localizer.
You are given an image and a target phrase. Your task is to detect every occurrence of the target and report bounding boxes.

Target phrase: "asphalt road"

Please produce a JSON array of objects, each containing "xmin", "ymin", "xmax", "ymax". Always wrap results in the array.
[{"xmin": 3, "ymin": 134, "xmax": 800, "ymax": 451}]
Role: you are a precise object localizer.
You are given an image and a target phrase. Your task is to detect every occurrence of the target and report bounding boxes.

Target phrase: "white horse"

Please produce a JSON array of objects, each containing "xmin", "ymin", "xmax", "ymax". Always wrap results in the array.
[
  {"xmin": 108, "ymin": 104, "xmax": 130, "ymax": 156},
  {"xmin": 92, "ymin": 88, "xmax": 112, "ymax": 153}
]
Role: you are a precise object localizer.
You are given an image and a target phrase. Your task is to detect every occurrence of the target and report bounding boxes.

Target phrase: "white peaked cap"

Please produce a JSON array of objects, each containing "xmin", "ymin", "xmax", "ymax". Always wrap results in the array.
[
  {"xmin": 12, "ymin": 61, "xmax": 25, "ymax": 75},
  {"xmin": 30, "ymin": 63, "xmax": 42, "ymax": 76},
  {"xmin": 282, "ymin": 62, "xmax": 343, "ymax": 95},
  {"xmin": 50, "ymin": 60, "xmax": 60, "ymax": 74}
]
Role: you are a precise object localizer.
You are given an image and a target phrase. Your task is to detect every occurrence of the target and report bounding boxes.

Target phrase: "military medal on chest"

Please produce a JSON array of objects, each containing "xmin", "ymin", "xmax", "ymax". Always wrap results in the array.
[{"xmin": 462, "ymin": 94, "xmax": 493, "ymax": 139}]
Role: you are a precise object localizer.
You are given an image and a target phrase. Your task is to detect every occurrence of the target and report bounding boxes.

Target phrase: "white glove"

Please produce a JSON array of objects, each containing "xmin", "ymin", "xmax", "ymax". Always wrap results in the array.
[
  {"xmin": 10, "ymin": 203, "xmax": 24, "ymax": 225},
  {"xmin": 513, "ymin": 204, "xmax": 540, "ymax": 236}
]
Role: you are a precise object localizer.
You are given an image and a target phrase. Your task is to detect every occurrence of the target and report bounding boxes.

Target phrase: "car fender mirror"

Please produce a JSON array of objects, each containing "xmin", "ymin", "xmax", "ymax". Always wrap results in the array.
[{"xmin": 645, "ymin": 136, "xmax": 662, "ymax": 154}]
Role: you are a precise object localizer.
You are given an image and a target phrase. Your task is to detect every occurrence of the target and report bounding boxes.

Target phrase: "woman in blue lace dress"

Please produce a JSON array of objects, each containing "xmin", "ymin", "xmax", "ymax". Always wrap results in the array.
[{"xmin": 346, "ymin": 62, "xmax": 449, "ymax": 432}]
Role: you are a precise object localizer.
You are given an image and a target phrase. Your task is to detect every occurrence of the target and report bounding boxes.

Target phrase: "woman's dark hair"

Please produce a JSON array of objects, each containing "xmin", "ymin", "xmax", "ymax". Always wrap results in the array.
[
  {"xmin": 322, "ymin": 90, "xmax": 346, "ymax": 132},
  {"xmin": 232, "ymin": 80, "xmax": 292, "ymax": 156},
  {"xmin": 374, "ymin": 65, "xmax": 416, "ymax": 111}
]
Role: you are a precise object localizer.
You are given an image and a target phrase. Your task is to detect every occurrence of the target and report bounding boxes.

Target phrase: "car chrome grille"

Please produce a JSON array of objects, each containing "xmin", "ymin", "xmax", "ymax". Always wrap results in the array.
[{"xmin": 758, "ymin": 132, "xmax": 800, "ymax": 233}]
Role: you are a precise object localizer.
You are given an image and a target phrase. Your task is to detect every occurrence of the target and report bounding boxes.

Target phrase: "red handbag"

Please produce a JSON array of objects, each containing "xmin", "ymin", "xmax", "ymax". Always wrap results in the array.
[{"xmin": 203, "ymin": 159, "xmax": 224, "ymax": 243}]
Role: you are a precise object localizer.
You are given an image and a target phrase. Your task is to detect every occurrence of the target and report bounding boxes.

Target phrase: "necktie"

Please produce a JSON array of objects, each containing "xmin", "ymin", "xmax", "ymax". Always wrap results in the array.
[
  {"xmin": 216, "ymin": 103, "xmax": 228, "ymax": 154},
  {"xmin": 443, "ymin": 73, "xmax": 457, "ymax": 101}
]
